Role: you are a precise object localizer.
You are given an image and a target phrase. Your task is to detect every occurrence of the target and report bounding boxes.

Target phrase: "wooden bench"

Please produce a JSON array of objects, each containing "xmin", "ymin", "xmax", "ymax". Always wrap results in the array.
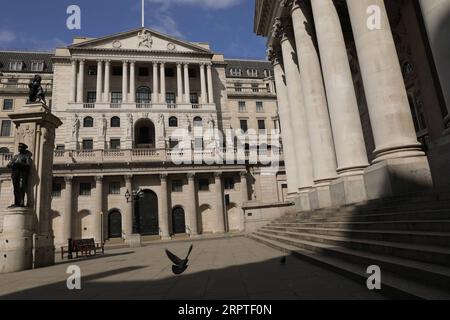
[{"xmin": 61, "ymin": 238, "xmax": 105, "ymax": 260}]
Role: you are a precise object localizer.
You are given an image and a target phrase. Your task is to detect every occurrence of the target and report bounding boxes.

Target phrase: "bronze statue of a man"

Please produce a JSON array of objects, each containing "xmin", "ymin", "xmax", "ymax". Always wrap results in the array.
[
  {"xmin": 7, "ymin": 143, "xmax": 32, "ymax": 207},
  {"xmin": 28, "ymin": 75, "xmax": 46, "ymax": 105}
]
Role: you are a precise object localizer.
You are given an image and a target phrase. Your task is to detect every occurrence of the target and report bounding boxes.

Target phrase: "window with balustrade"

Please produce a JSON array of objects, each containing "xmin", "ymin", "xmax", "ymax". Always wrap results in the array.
[
  {"xmin": 83, "ymin": 117, "xmax": 94, "ymax": 128},
  {"xmin": 235, "ymin": 83, "xmax": 242, "ymax": 92},
  {"xmin": 82, "ymin": 139, "xmax": 93, "ymax": 150},
  {"xmin": 111, "ymin": 117, "xmax": 121, "ymax": 128},
  {"xmin": 3, "ymin": 99, "xmax": 13, "ymax": 111},
  {"xmin": 136, "ymin": 86, "xmax": 151, "ymax": 103},
  {"xmin": 166, "ymin": 93, "xmax": 176, "ymax": 104},
  {"xmin": 111, "ymin": 92, "xmax": 122, "ymax": 103},
  {"xmin": 190, "ymin": 93, "xmax": 199, "ymax": 104},
  {"xmin": 110, "ymin": 139, "xmax": 121, "ymax": 150},
  {"xmin": 252, "ymin": 84, "xmax": 259, "ymax": 92},
  {"xmin": 87, "ymin": 92, "xmax": 97, "ymax": 103}
]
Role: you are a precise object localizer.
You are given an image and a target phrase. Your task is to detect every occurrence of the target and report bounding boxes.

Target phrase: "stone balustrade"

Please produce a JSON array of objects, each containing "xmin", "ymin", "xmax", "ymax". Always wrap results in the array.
[{"xmin": 70, "ymin": 102, "xmax": 216, "ymax": 111}]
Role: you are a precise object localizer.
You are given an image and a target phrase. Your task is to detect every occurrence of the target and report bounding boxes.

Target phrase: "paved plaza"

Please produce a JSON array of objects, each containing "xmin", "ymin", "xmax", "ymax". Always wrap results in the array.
[{"xmin": 0, "ymin": 237, "xmax": 385, "ymax": 300}]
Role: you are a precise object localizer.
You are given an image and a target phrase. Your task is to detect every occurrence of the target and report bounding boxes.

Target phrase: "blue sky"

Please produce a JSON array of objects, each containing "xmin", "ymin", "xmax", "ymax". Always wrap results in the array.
[{"xmin": 0, "ymin": 0, "xmax": 267, "ymax": 59}]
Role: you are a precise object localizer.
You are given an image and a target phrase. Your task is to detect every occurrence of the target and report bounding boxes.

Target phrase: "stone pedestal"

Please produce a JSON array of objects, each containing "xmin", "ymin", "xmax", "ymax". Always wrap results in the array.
[
  {"xmin": 364, "ymin": 157, "xmax": 433, "ymax": 200},
  {"xmin": 0, "ymin": 208, "xmax": 34, "ymax": 273},
  {"xmin": 309, "ymin": 184, "xmax": 333, "ymax": 210},
  {"xmin": 296, "ymin": 190, "xmax": 311, "ymax": 212},
  {"xmin": 0, "ymin": 103, "xmax": 62, "ymax": 273},
  {"xmin": 331, "ymin": 174, "xmax": 367, "ymax": 206}
]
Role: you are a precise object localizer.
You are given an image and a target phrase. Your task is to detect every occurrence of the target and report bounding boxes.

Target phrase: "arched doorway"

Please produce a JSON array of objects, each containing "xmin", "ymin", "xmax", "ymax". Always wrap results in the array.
[
  {"xmin": 134, "ymin": 189, "xmax": 159, "ymax": 235},
  {"xmin": 172, "ymin": 206, "xmax": 186, "ymax": 234},
  {"xmin": 199, "ymin": 204, "xmax": 213, "ymax": 234},
  {"xmin": 134, "ymin": 119, "xmax": 156, "ymax": 148},
  {"xmin": 227, "ymin": 204, "xmax": 241, "ymax": 232},
  {"xmin": 108, "ymin": 210, "xmax": 122, "ymax": 238}
]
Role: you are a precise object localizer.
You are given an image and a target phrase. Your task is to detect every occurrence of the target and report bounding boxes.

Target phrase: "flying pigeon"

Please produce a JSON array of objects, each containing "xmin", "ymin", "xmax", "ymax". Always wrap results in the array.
[
  {"xmin": 165, "ymin": 244, "xmax": 194, "ymax": 275},
  {"xmin": 280, "ymin": 256, "xmax": 287, "ymax": 266}
]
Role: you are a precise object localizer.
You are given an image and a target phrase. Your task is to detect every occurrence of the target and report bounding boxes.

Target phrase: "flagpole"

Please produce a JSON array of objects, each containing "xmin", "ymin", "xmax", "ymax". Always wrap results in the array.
[{"xmin": 141, "ymin": 0, "xmax": 145, "ymax": 27}]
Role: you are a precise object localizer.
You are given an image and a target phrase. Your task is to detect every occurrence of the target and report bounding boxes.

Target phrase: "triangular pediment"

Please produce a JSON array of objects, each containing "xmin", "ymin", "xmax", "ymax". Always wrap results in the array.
[{"xmin": 69, "ymin": 28, "xmax": 211, "ymax": 54}]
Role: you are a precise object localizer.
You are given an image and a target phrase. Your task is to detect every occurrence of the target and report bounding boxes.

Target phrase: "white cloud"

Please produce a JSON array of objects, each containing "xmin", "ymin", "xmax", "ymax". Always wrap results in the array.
[
  {"xmin": 0, "ymin": 31, "xmax": 16, "ymax": 44},
  {"xmin": 146, "ymin": 0, "xmax": 242, "ymax": 10},
  {"xmin": 150, "ymin": 15, "xmax": 184, "ymax": 38}
]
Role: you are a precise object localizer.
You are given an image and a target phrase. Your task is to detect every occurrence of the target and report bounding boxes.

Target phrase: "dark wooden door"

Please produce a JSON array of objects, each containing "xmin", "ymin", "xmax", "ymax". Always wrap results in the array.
[
  {"xmin": 172, "ymin": 207, "xmax": 186, "ymax": 234},
  {"xmin": 108, "ymin": 211, "xmax": 122, "ymax": 238}
]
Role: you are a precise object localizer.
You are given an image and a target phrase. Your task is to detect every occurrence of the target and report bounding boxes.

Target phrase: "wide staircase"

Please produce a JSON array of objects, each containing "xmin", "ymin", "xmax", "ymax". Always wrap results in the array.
[{"xmin": 249, "ymin": 192, "xmax": 450, "ymax": 299}]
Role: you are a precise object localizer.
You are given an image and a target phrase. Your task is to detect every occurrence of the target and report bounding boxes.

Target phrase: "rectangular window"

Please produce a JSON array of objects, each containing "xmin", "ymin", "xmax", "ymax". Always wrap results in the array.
[
  {"xmin": 111, "ymin": 92, "xmax": 122, "ymax": 103},
  {"xmin": 256, "ymin": 101, "xmax": 264, "ymax": 113},
  {"xmin": 1, "ymin": 120, "xmax": 11, "ymax": 137},
  {"xmin": 188, "ymin": 69, "xmax": 197, "ymax": 78},
  {"xmin": 87, "ymin": 91, "xmax": 97, "ymax": 103},
  {"xmin": 88, "ymin": 66, "xmax": 97, "ymax": 76},
  {"xmin": 110, "ymin": 139, "xmax": 121, "ymax": 150},
  {"xmin": 109, "ymin": 182, "xmax": 121, "ymax": 195},
  {"xmin": 224, "ymin": 177, "xmax": 235, "ymax": 190},
  {"xmin": 235, "ymin": 83, "xmax": 242, "ymax": 92},
  {"xmin": 139, "ymin": 67, "xmax": 149, "ymax": 77},
  {"xmin": 56, "ymin": 145, "xmax": 65, "ymax": 151},
  {"xmin": 166, "ymin": 92, "xmax": 176, "ymax": 104},
  {"xmin": 238, "ymin": 101, "xmax": 246, "ymax": 112},
  {"xmin": 52, "ymin": 183, "xmax": 62, "ymax": 197},
  {"xmin": 258, "ymin": 119, "xmax": 266, "ymax": 130},
  {"xmin": 166, "ymin": 68, "xmax": 175, "ymax": 77},
  {"xmin": 240, "ymin": 120, "xmax": 248, "ymax": 133},
  {"xmin": 79, "ymin": 183, "xmax": 92, "ymax": 196},
  {"xmin": 112, "ymin": 66, "xmax": 122, "ymax": 76},
  {"xmin": 199, "ymin": 179, "xmax": 210, "ymax": 191},
  {"xmin": 247, "ymin": 69, "xmax": 258, "ymax": 77},
  {"xmin": 190, "ymin": 93, "xmax": 199, "ymax": 104},
  {"xmin": 31, "ymin": 62, "xmax": 45, "ymax": 72},
  {"xmin": 3, "ymin": 99, "xmax": 13, "ymax": 111},
  {"xmin": 9, "ymin": 61, "xmax": 23, "ymax": 71},
  {"xmin": 252, "ymin": 84, "xmax": 259, "ymax": 92},
  {"xmin": 172, "ymin": 180, "xmax": 183, "ymax": 192},
  {"xmin": 82, "ymin": 139, "xmax": 93, "ymax": 150}
]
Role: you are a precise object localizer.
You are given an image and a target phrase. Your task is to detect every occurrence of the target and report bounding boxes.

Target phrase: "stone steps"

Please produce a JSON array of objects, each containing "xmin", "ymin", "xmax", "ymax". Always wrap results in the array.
[
  {"xmin": 261, "ymin": 226, "xmax": 450, "ymax": 247},
  {"xmin": 269, "ymin": 220, "xmax": 450, "ymax": 232},
  {"xmin": 249, "ymin": 233, "xmax": 450, "ymax": 300}
]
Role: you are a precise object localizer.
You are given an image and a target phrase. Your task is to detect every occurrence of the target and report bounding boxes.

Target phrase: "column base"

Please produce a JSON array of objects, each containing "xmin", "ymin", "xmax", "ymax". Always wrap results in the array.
[
  {"xmin": 296, "ymin": 190, "xmax": 311, "ymax": 212},
  {"xmin": 160, "ymin": 236, "xmax": 172, "ymax": 241},
  {"xmin": 331, "ymin": 174, "xmax": 368, "ymax": 206},
  {"xmin": 309, "ymin": 184, "xmax": 333, "ymax": 210},
  {"xmin": 364, "ymin": 156, "xmax": 433, "ymax": 200},
  {"xmin": 33, "ymin": 233, "xmax": 55, "ymax": 269},
  {"xmin": 125, "ymin": 234, "xmax": 142, "ymax": 248},
  {"xmin": 0, "ymin": 208, "xmax": 34, "ymax": 274}
]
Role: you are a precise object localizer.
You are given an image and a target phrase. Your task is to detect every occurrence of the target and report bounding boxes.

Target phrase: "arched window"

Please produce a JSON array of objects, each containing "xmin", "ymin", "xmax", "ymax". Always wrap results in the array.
[
  {"xmin": 0, "ymin": 147, "xmax": 10, "ymax": 154},
  {"xmin": 83, "ymin": 116, "xmax": 94, "ymax": 128},
  {"xmin": 193, "ymin": 117, "xmax": 202, "ymax": 127},
  {"xmin": 169, "ymin": 117, "xmax": 178, "ymax": 127},
  {"xmin": 136, "ymin": 86, "xmax": 151, "ymax": 103},
  {"xmin": 111, "ymin": 116, "xmax": 121, "ymax": 128}
]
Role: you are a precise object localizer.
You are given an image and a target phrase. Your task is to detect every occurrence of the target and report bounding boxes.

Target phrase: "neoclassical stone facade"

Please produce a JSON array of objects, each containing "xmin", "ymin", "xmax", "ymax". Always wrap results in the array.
[
  {"xmin": 0, "ymin": 28, "xmax": 286, "ymax": 247},
  {"xmin": 255, "ymin": 0, "xmax": 450, "ymax": 209}
]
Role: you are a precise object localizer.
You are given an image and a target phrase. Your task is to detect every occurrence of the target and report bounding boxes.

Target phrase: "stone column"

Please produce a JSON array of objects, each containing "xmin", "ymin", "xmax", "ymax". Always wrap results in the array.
[
  {"xmin": 124, "ymin": 175, "xmax": 134, "ymax": 237},
  {"xmin": 152, "ymin": 62, "xmax": 159, "ymax": 103},
  {"xmin": 240, "ymin": 172, "xmax": 248, "ymax": 232},
  {"xmin": 76, "ymin": 60, "xmax": 85, "ymax": 103},
  {"xmin": 270, "ymin": 50, "xmax": 300, "ymax": 199},
  {"xmin": 200, "ymin": 64, "xmax": 207, "ymax": 104},
  {"xmin": 184, "ymin": 64, "xmax": 191, "ymax": 103},
  {"xmin": 347, "ymin": 0, "xmax": 432, "ymax": 199},
  {"xmin": 159, "ymin": 174, "xmax": 171, "ymax": 240},
  {"xmin": 130, "ymin": 61, "xmax": 136, "ymax": 103},
  {"xmin": 214, "ymin": 173, "xmax": 226, "ymax": 233},
  {"xmin": 310, "ymin": 0, "xmax": 369, "ymax": 205},
  {"xmin": 62, "ymin": 176, "xmax": 73, "ymax": 244},
  {"xmin": 160, "ymin": 62, "xmax": 166, "ymax": 104},
  {"xmin": 289, "ymin": 3, "xmax": 338, "ymax": 208},
  {"xmin": 70, "ymin": 60, "xmax": 77, "ymax": 103},
  {"xmin": 186, "ymin": 173, "xmax": 198, "ymax": 236},
  {"xmin": 94, "ymin": 176, "xmax": 103, "ymax": 242},
  {"xmin": 207, "ymin": 64, "xmax": 214, "ymax": 104},
  {"xmin": 122, "ymin": 61, "xmax": 128, "ymax": 103},
  {"xmin": 104, "ymin": 60, "xmax": 111, "ymax": 103},
  {"xmin": 177, "ymin": 63, "xmax": 183, "ymax": 104},
  {"xmin": 96, "ymin": 60, "xmax": 103, "ymax": 103},
  {"xmin": 276, "ymin": 19, "xmax": 314, "ymax": 210},
  {"xmin": 419, "ymin": 0, "xmax": 450, "ymax": 126}
]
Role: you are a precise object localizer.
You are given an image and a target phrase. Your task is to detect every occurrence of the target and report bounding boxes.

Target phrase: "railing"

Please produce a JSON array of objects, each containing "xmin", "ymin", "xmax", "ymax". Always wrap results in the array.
[
  {"xmin": 45, "ymin": 148, "xmax": 284, "ymax": 167},
  {"xmin": 227, "ymin": 87, "xmax": 275, "ymax": 95},
  {"xmin": 0, "ymin": 153, "xmax": 13, "ymax": 167},
  {"xmin": 67, "ymin": 102, "xmax": 215, "ymax": 111}
]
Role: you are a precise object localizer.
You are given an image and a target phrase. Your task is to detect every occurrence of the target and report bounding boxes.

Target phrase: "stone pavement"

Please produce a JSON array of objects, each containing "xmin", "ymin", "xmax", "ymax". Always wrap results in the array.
[{"xmin": 0, "ymin": 236, "xmax": 386, "ymax": 300}]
